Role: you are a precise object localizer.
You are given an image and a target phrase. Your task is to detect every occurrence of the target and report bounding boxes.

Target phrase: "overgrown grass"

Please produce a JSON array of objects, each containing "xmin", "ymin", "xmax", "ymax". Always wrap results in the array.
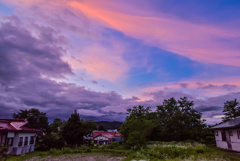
[
  {"xmin": 7, "ymin": 145, "xmax": 129, "ymax": 161},
  {"xmin": 125, "ymin": 142, "xmax": 240, "ymax": 161},
  {"xmin": 7, "ymin": 142, "xmax": 240, "ymax": 161}
]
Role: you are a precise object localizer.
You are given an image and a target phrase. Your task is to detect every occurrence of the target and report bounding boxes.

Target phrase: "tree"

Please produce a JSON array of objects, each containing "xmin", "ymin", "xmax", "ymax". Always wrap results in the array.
[
  {"xmin": 155, "ymin": 97, "xmax": 206, "ymax": 141},
  {"xmin": 97, "ymin": 124, "xmax": 106, "ymax": 131},
  {"xmin": 13, "ymin": 108, "xmax": 49, "ymax": 133},
  {"xmin": 222, "ymin": 99, "xmax": 240, "ymax": 122},
  {"xmin": 61, "ymin": 110, "xmax": 83, "ymax": 146},
  {"xmin": 36, "ymin": 132, "xmax": 64, "ymax": 150},
  {"xmin": 50, "ymin": 118, "xmax": 63, "ymax": 133},
  {"xmin": 82, "ymin": 120, "xmax": 97, "ymax": 136},
  {"xmin": 120, "ymin": 105, "xmax": 154, "ymax": 148}
]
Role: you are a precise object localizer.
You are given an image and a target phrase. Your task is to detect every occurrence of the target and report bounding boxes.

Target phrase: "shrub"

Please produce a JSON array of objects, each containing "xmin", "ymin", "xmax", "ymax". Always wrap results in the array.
[{"xmin": 0, "ymin": 145, "xmax": 9, "ymax": 160}]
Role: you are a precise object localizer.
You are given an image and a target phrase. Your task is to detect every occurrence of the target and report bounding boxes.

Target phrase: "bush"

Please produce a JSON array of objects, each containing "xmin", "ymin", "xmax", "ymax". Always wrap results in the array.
[
  {"xmin": 0, "ymin": 145, "xmax": 9, "ymax": 160},
  {"xmin": 36, "ymin": 133, "xmax": 64, "ymax": 151}
]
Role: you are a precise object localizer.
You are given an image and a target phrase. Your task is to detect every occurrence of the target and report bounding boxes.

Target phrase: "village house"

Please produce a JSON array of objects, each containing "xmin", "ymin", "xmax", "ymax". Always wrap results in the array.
[
  {"xmin": 92, "ymin": 131, "xmax": 122, "ymax": 145},
  {"xmin": 0, "ymin": 119, "xmax": 40, "ymax": 155},
  {"xmin": 211, "ymin": 117, "xmax": 240, "ymax": 152}
]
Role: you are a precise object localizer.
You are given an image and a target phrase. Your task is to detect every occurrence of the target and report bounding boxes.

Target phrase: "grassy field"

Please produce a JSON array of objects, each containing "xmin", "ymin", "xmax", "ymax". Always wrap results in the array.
[{"xmin": 6, "ymin": 142, "xmax": 240, "ymax": 161}]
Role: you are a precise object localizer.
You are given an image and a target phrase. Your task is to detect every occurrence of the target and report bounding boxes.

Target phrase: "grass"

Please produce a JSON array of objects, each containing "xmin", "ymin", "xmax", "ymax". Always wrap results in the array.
[
  {"xmin": 125, "ymin": 142, "xmax": 240, "ymax": 161},
  {"xmin": 7, "ymin": 142, "xmax": 240, "ymax": 161}
]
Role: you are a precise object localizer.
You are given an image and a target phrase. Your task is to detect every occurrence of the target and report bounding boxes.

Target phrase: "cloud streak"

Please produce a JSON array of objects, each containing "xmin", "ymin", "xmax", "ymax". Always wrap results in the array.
[
  {"xmin": 0, "ymin": 0, "xmax": 240, "ymax": 125},
  {"xmin": 70, "ymin": 0, "xmax": 240, "ymax": 66}
]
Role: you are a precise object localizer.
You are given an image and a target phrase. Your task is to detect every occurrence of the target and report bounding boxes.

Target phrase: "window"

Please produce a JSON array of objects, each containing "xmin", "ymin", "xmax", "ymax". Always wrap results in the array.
[
  {"xmin": 215, "ymin": 131, "xmax": 218, "ymax": 136},
  {"xmin": 237, "ymin": 130, "xmax": 240, "ymax": 139},
  {"xmin": 7, "ymin": 138, "xmax": 14, "ymax": 147},
  {"xmin": 30, "ymin": 136, "xmax": 35, "ymax": 144},
  {"xmin": 229, "ymin": 131, "xmax": 233, "ymax": 136},
  {"xmin": 221, "ymin": 132, "xmax": 226, "ymax": 141},
  {"xmin": 18, "ymin": 137, "xmax": 23, "ymax": 146},
  {"xmin": 24, "ymin": 137, "xmax": 28, "ymax": 146}
]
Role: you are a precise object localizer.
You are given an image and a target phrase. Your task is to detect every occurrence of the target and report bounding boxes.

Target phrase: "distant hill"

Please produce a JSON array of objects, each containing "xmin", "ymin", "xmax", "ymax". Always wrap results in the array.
[{"xmin": 95, "ymin": 121, "xmax": 122, "ymax": 130}]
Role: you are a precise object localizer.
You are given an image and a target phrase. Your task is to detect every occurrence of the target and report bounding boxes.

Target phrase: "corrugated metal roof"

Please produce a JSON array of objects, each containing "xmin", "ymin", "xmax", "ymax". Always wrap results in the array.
[
  {"xmin": 0, "ymin": 119, "xmax": 40, "ymax": 132},
  {"xmin": 211, "ymin": 117, "xmax": 240, "ymax": 129},
  {"xmin": 93, "ymin": 131, "xmax": 121, "ymax": 138}
]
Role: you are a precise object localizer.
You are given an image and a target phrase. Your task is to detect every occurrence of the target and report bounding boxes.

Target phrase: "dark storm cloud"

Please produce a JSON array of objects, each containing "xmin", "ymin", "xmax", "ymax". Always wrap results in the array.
[
  {"xmin": 0, "ymin": 15, "xmax": 72, "ymax": 83},
  {"xmin": 0, "ymin": 15, "xmax": 134, "ymax": 122},
  {"xmin": 1, "ymin": 15, "xmax": 239, "ymax": 124}
]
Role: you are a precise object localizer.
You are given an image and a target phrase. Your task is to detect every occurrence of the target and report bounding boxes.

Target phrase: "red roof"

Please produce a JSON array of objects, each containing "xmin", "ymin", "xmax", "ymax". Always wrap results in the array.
[
  {"xmin": 0, "ymin": 119, "xmax": 41, "ymax": 132},
  {"xmin": 93, "ymin": 131, "xmax": 121, "ymax": 139}
]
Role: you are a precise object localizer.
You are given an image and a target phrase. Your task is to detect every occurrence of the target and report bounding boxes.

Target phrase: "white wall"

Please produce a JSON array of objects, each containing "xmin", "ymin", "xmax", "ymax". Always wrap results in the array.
[
  {"xmin": 7, "ymin": 132, "xmax": 36, "ymax": 155},
  {"xmin": 214, "ymin": 129, "xmax": 240, "ymax": 152},
  {"xmin": 214, "ymin": 130, "xmax": 228, "ymax": 149},
  {"xmin": 229, "ymin": 129, "xmax": 240, "ymax": 152},
  {"xmin": 94, "ymin": 136, "xmax": 109, "ymax": 141}
]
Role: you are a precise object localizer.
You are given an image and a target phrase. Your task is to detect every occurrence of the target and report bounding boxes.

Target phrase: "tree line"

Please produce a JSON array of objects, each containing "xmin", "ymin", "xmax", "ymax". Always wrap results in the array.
[
  {"xmin": 13, "ymin": 109, "xmax": 101, "ymax": 150},
  {"xmin": 11, "ymin": 97, "xmax": 240, "ymax": 150}
]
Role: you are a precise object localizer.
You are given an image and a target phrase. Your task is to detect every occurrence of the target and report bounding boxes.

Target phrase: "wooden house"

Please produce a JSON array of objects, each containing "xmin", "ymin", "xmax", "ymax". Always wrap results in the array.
[
  {"xmin": 92, "ymin": 131, "xmax": 122, "ymax": 145},
  {"xmin": 211, "ymin": 117, "xmax": 240, "ymax": 152},
  {"xmin": 0, "ymin": 119, "xmax": 40, "ymax": 155}
]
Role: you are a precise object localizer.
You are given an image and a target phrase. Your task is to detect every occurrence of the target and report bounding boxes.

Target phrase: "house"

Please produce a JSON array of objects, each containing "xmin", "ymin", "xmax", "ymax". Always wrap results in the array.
[
  {"xmin": 93, "ymin": 131, "xmax": 122, "ymax": 145},
  {"xmin": 211, "ymin": 117, "xmax": 240, "ymax": 152},
  {"xmin": 0, "ymin": 119, "xmax": 40, "ymax": 155}
]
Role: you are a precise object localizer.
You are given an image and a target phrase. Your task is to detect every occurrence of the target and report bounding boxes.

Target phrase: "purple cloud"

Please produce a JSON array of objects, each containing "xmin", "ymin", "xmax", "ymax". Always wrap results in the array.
[
  {"xmin": 200, "ymin": 84, "xmax": 238, "ymax": 91},
  {"xmin": 0, "ymin": 15, "xmax": 133, "ymax": 122},
  {"xmin": 91, "ymin": 80, "xmax": 98, "ymax": 84}
]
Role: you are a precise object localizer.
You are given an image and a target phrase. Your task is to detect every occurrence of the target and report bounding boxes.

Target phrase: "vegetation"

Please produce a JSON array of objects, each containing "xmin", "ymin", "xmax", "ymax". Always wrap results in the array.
[
  {"xmin": 120, "ymin": 97, "xmax": 208, "ymax": 148},
  {"xmin": 0, "ymin": 145, "xmax": 9, "ymax": 160},
  {"xmin": 8, "ymin": 96, "xmax": 240, "ymax": 160},
  {"xmin": 120, "ymin": 105, "xmax": 154, "ymax": 148},
  {"xmin": 222, "ymin": 98, "xmax": 240, "ymax": 122},
  {"xmin": 13, "ymin": 108, "xmax": 49, "ymax": 133},
  {"xmin": 7, "ymin": 142, "xmax": 240, "ymax": 161},
  {"xmin": 61, "ymin": 110, "xmax": 84, "ymax": 146},
  {"xmin": 49, "ymin": 118, "xmax": 63, "ymax": 133},
  {"xmin": 97, "ymin": 124, "xmax": 107, "ymax": 131},
  {"xmin": 95, "ymin": 121, "xmax": 122, "ymax": 130}
]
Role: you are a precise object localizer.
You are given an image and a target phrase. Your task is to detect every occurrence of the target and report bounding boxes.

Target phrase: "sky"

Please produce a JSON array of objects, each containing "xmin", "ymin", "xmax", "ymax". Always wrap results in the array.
[{"xmin": 0, "ymin": 0, "xmax": 240, "ymax": 124}]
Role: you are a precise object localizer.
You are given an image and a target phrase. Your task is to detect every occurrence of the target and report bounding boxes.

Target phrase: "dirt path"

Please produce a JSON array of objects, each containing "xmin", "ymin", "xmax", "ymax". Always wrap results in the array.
[{"xmin": 25, "ymin": 153, "xmax": 125, "ymax": 161}]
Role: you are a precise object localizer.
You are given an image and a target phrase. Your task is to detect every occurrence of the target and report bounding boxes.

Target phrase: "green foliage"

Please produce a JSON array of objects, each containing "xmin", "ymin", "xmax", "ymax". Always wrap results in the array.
[
  {"xmin": 222, "ymin": 98, "xmax": 240, "ymax": 122},
  {"xmin": 97, "ymin": 124, "xmax": 107, "ymax": 131},
  {"xmin": 120, "ymin": 97, "xmax": 208, "ymax": 148},
  {"xmin": 125, "ymin": 142, "xmax": 237, "ymax": 161},
  {"xmin": 49, "ymin": 118, "xmax": 63, "ymax": 133},
  {"xmin": 95, "ymin": 121, "xmax": 122, "ymax": 130},
  {"xmin": 8, "ymin": 142, "xmax": 240, "ymax": 161},
  {"xmin": 82, "ymin": 120, "xmax": 97, "ymax": 136},
  {"xmin": 13, "ymin": 108, "xmax": 49, "ymax": 133},
  {"xmin": 36, "ymin": 132, "xmax": 65, "ymax": 151},
  {"xmin": 61, "ymin": 110, "xmax": 83, "ymax": 146},
  {"xmin": 120, "ymin": 105, "xmax": 154, "ymax": 148},
  {"xmin": 0, "ymin": 145, "xmax": 9, "ymax": 160},
  {"xmin": 155, "ymin": 97, "xmax": 206, "ymax": 141}
]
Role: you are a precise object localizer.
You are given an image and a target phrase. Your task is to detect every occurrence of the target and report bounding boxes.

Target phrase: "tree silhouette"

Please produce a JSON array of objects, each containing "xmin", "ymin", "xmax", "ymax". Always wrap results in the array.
[
  {"xmin": 61, "ymin": 110, "xmax": 83, "ymax": 146},
  {"xmin": 13, "ymin": 108, "xmax": 49, "ymax": 132},
  {"xmin": 222, "ymin": 99, "xmax": 240, "ymax": 122}
]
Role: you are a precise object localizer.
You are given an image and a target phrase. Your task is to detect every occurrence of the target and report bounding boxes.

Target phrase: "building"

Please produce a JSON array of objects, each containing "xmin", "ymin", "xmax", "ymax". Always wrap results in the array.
[
  {"xmin": 211, "ymin": 117, "xmax": 240, "ymax": 152},
  {"xmin": 0, "ymin": 119, "xmax": 40, "ymax": 155},
  {"xmin": 93, "ymin": 131, "xmax": 122, "ymax": 145}
]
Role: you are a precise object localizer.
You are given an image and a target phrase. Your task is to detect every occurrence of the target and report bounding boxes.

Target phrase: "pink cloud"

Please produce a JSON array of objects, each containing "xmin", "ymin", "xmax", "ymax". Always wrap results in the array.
[
  {"xmin": 64, "ymin": 43, "xmax": 128, "ymax": 82},
  {"xmin": 69, "ymin": 0, "xmax": 240, "ymax": 67}
]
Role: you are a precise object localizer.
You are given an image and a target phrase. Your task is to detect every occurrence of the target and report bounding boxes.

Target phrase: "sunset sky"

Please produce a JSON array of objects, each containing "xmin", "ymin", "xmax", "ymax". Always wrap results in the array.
[{"xmin": 0, "ymin": 0, "xmax": 240, "ymax": 124}]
